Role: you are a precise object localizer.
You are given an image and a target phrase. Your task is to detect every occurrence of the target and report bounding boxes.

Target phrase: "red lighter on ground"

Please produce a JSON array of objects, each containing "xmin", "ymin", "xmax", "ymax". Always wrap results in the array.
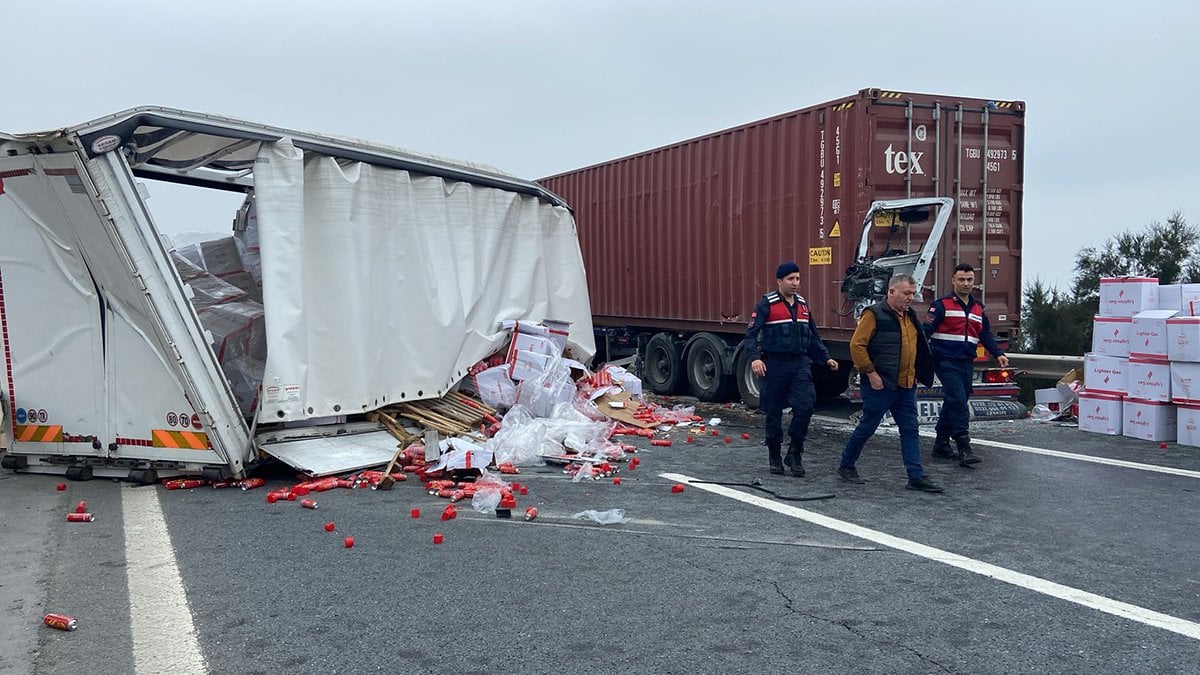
[{"xmin": 43, "ymin": 613, "xmax": 78, "ymax": 631}]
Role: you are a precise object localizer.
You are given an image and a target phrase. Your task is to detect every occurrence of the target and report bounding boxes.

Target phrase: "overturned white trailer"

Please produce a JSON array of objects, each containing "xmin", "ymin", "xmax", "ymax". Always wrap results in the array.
[{"xmin": 0, "ymin": 108, "xmax": 593, "ymax": 481}]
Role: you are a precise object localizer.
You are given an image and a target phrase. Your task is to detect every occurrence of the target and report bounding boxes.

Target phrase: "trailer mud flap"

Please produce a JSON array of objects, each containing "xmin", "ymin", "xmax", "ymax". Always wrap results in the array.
[{"xmin": 257, "ymin": 429, "xmax": 398, "ymax": 477}]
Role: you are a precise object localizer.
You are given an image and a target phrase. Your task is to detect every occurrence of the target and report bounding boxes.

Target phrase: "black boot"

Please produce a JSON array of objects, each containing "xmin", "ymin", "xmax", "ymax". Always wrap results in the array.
[
  {"xmin": 932, "ymin": 432, "xmax": 955, "ymax": 459},
  {"xmin": 953, "ymin": 433, "xmax": 981, "ymax": 465},
  {"xmin": 785, "ymin": 439, "xmax": 806, "ymax": 477},
  {"xmin": 768, "ymin": 442, "xmax": 784, "ymax": 474}
]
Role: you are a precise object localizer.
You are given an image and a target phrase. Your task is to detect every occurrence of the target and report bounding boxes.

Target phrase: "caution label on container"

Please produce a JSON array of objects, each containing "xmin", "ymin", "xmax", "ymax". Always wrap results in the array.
[
  {"xmin": 809, "ymin": 247, "xmax": 832, "ymax": 266},
  {"xmin": 13, "ymin": 424, "xmax": 63, "ymax": 443},
  {"xmin": 151, "ymin": 429, "xmax": 209, "ymax": 450}
]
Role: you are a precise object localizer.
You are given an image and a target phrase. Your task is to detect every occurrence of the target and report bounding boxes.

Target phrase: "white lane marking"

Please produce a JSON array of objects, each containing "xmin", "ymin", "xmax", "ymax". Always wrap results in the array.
[
  {"xmin": 122, "ymin": 486, "xmax": 207, "ymax": 673},
  {"xmin": 812, "ymin": 414, "xmax": 1200, "ymax": 479},
  {"xmin": 662, "ymin": 472, "xmax": 1200, "ymax": 642},
  {"xmin": 933, "ymin": 434, "xmax": 1200, "ymax": 479}
]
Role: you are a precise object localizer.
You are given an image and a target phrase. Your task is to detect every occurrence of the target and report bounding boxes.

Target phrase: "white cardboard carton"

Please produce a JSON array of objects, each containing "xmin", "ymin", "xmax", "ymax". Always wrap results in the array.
[
  {"xmin": 543, "ymin": 318, "xmax": 572, "ymax": 353},
  {"xmin": 1091, "ymin": 316, "xmax": 1131, "ymax": 356},
  {"xmin": 1156, "ymin": 284, "xmax": 1200, "ymax": 312},
  {"xmin": 1034, "ymin": 388, "xmax": 1066, "ymax": 412},
  {"xmin": 1083, "ymin": 353, "xmax": 1127, "ymax": 396},
  {"xmin": 1078, "ymin": 391, "xmax": 1124, "ymax": 435},
  {"xmin": 1122, "ymin": 398, "xmax": 1177, "ymax": 442},
  {"xmin": 1099, "ymin": 277, "xmax": 1158, "ymax": 317},
  {"xmin": 1158, "ymin": 284, "xmax": 1182, "ymax": 312},
  {"xmin": 470, "ymin": 364, "xmax": 517, "ymax": 408},
  {"xmin": 507, "ymin": 332, "xmax": 558, "ymax": 362},
  {"xmin": 1126, "ymin": 356, "xmax": 1171, "ymax": 402},
  {"xmin": 1166, "ymin": 317, "xmax": 1200, "ymax": 362},
  {"xmin": 1176, "ymin": 404, "xmax": 1200, "ymax": 447},
  {"xmin": 1171, "ymin": 361, "xmax": 1200, "ymax": 405},
  {"xmin": 1128, "ymin": 309, "xmax": 1177, "ymax": 358},
  {"xmin": 509, "ymin": 350, "xmax": 552, "ymax": 382}
]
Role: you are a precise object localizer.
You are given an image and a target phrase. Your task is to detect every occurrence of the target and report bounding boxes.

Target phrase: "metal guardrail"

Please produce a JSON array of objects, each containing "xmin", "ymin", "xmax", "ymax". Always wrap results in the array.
[{"xmin": 1007, "ymin": 353, "xmax": 1085, "ymax": 380}]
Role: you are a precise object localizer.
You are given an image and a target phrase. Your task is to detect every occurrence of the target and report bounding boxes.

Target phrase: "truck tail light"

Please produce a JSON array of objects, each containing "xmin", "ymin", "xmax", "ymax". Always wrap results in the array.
[{"xmin": 981, "ymin": 368, "xmax": 1017, "ymax": 384}]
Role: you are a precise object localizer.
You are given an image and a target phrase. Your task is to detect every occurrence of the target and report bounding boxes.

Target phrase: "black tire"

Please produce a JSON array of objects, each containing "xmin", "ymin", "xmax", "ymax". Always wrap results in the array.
[
  {"xmin": 734, "ymin": 348, "xmax": 763, "ymax": 409},
  {"xmin": 642, "ymin": 333, "xmax": 684, "ymax": 394},
  {"xmin": 685, "ymin": 333, "xmax": 734, "ymax": 402},
  {"xmin": 814, "ymin": 361, "xmax": 851, "ymax": 400}
]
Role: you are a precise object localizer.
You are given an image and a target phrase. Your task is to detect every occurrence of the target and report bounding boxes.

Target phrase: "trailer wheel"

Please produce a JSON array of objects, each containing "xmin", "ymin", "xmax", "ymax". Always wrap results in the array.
[
  {"xmin": 734, "ymin": 349, "xmax": 762, "ymax": 409},
  {"xmin": 642, "ymin": 333, "xmax": 683, "ymax": 394},
  {"xmin": 685, "ymin": 333, "xmax": 733, "ymax": 402}
]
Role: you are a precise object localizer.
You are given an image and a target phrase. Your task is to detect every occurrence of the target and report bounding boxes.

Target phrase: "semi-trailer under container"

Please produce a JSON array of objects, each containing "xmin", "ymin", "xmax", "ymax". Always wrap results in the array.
[{"xmin": 540, "ymin": 87, "xmax": 1025, "ymax": 405}]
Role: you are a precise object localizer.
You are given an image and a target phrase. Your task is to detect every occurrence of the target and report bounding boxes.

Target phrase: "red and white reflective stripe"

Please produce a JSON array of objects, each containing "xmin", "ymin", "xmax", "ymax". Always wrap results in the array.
[
  {"xmin": 943, "ymin": 309, "xmax": 967, "ymax": 318},
  {"xmin": 931, "ymin": 332, "xmax": 980, "ymax": 344},
  {"xmin": 0, "ymin": 267, "xmax": 15, "ymax": 412}
]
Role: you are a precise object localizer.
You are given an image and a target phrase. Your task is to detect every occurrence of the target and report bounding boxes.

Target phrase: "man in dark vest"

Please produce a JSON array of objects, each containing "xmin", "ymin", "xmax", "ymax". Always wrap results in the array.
[
  {"xmin": 924, "ymin": 263, "xmax": 1009, "ymax": 466},
  {"xmin": 742, "ymin": 261, "xmax": 839, "ymax": 476},
  {"xmin": 837, "ymin": 273, "xmax": 942, "ymax": 492}
]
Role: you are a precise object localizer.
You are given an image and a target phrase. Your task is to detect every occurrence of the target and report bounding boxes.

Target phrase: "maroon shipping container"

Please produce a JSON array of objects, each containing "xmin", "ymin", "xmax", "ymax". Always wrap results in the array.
[{"xmin": 540, "ymin": 87, "xmax": 1025, "ymax": 404}]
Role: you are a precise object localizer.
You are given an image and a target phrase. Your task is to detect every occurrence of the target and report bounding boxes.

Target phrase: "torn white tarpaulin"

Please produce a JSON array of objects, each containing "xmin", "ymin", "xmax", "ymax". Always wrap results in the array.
[{"xmin": 254, "ymin": 139, "xmax": 594, "ymax": 422}]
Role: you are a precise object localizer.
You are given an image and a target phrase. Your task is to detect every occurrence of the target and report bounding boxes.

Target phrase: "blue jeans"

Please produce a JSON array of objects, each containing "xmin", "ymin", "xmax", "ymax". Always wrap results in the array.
[
  {"xmin": 839, "ymin": 383, "xmax": 925, "ymax": 479},
  {"xmin": 934, "ymin": 358, "xmax": 974, "ymax": 437},
  {"xmin": 761, "ymin": 356, "xmax": 816, "ymax": 447}
]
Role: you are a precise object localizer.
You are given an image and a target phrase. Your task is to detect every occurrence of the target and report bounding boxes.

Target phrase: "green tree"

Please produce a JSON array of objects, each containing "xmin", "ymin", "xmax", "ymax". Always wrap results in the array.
[
  {"xmin": 1018, "ymin": 212, "xmax": 1197, "ymax": 355},
  {"xmin": 1071, "ymin": 212, "xmax": 1200, "ymax": 302},
  {"xmin": 1018, "ymin": 279, "xmax": 1093, "ymax": 355}
]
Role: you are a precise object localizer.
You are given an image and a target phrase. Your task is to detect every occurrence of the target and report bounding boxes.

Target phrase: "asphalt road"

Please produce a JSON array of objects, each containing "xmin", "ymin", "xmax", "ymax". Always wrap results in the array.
[{"xmin": 3, "ymin": 398, "xmax": 1200, "ymax": 674}]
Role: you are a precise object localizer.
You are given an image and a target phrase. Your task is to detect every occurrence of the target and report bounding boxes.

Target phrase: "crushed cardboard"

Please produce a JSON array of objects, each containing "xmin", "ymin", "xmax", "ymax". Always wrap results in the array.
[{"xmin": 595, "ymin": 390, "xmax": 656, "ymax": 428}]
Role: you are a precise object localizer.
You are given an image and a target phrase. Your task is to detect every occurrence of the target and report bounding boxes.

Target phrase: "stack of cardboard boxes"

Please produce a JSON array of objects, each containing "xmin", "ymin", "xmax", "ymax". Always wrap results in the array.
[{"xmin": 1078, "ymin": 277, "xmax": 1200, "ymax": 445}]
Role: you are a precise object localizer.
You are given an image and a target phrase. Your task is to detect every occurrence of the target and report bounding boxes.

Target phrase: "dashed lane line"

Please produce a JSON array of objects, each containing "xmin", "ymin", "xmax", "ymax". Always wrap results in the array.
[
  {"xmin": 122, "ymin": 486, "xmax": 207, "ymax": 674},
  {"xmin": 662, "ymin": 471, "xmax": 1200, "ymax": 642}
]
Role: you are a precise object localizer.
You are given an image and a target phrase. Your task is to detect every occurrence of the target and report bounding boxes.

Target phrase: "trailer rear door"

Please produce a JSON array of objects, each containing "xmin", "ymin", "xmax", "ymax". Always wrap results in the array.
[
  {"xmin": 0, "ymin": 152, "xmax": 244, "ymax": 473},
  {"xmin": 0, "ymin": 156, "xmax": 107, "ymax": 460}
]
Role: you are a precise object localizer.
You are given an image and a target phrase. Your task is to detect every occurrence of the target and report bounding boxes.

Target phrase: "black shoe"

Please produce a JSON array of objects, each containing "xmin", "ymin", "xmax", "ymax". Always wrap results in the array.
[
  {"xmin": 768, "ymin": 443, "xmax": 783, "ymax": 474},
  {"xmin": 953, "ymin": 434, "xmax": 982, "ymax": 465},
  {"xmin": 837, "ymin": 467, "xmax": 866, "ymax": 484},
  {"xmin": 785, "ymin": 441, "xmax": 805, "ymax": 477},
  {"xmin": 906, "ymin": 476, "xmax": 945, "ymax": 493},
  {"xmin": 931, "ymin": 435, "xmax": 955, "ymax": 459}
]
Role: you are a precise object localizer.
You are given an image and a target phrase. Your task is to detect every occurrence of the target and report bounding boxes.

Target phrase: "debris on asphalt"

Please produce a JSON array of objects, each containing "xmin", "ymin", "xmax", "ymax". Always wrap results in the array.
[{"xmin": 570, "ymin": 509, "xmax": 630, "ymax": 525}]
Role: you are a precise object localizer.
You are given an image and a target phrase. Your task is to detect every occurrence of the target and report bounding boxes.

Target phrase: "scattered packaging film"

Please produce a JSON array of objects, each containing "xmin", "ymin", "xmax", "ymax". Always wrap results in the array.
[
  {"xmin": 1091, "ymin": 316, "xmax": 1131, "ymax": 356},
  {"xmin": 1166, "ymin": 316, "xmax": 1200, "ymax": 362},
  {"xmin": 1122, "ymin": 398, "xmax": 1177, "ymax": 442},
  {"xmin": 1077, "ymin": 391, "xmax": 1124, "ymax": 435},
  {"xmin": 1098, "ymin": 277, "xmax": 1158, "ymax": 317},
  {"xmin": 1128, "ymin": 309, "xmax": 1177, "ymax": 358},
  {"xmin": 1083, "ymin": 353, "xmax": 1127, "ymax": 396},
  {"xmin": 1176, "ymin": 404, "xmax": 1200, "ymax": 447},
  {"xmin": 1126, "ymin": 356, "xmax": 1171, "ymax": 402}
]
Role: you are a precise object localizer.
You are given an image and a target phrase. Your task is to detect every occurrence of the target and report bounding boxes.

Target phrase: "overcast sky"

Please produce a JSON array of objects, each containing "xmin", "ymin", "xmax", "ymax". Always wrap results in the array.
[{"xmin": 5, "ymin": 0, "xmax": 1198, "ymax": 291}]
